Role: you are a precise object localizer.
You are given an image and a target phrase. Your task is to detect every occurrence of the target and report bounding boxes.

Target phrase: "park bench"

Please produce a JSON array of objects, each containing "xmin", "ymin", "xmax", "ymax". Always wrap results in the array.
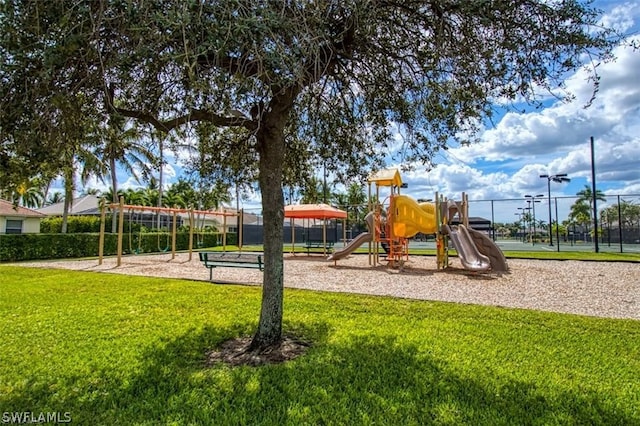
[
  {"xmin": 303, "ymin": 240, "xmax": 335, "ymax": 254},
  {"xmin": 198, "ymin": 252, "xmax": 263, "ymax": 281}
]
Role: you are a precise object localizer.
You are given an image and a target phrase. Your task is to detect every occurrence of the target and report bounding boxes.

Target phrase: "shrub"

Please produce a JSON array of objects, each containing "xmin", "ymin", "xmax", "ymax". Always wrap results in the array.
[
  {"xmin": 40, "ymin": 216, "xmax": 103, "ymax": 233},
  {"xmin": 40, "ymin": 215, "xmax": 144, "ymax": 234},
  {"xmin": 0, "ymin": 232, "xmax": 234, "ymax": 261},
  {"xmin": 0, "ymin": 233, "xmax": 119, "ymax": 262}
]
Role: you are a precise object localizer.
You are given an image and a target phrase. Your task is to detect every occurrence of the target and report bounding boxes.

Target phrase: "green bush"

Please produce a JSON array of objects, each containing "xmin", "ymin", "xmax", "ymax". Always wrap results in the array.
[
  {"xmin": 40, "ymin": 215, "xmax": 145, "ymax": 234},
  {"xmin": 0, "ymin": 231, "xmax": 234, "ymax": 261},
  {"xmin": 0, "ymin": 233, "xmax": 119, "ymax": 262},
  {"xmin": 40, "ymin": 216, "xmax": 103, "ymax": 233}
]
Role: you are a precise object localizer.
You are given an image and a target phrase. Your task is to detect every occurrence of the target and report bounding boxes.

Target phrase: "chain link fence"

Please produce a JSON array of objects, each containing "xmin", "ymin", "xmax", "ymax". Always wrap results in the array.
[
  {"xmin": 241, "ymin": 194, "xmax": 640, "ymax": 253},
  {"xmin": 468, "ymin": 194, "xmax": 640, "ymax": 253}
]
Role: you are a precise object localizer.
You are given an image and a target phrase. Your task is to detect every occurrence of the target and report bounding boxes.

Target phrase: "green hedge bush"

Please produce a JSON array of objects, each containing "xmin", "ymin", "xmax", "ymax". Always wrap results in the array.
[
  {"xmin": 40, "ymin": 215, "xmax": 144, "ymax": 234},
  {"xmin": 0, "ymin": 233, "xmax": 116, "ymax": 261},
  {"xmin": 41, "ymin": 216, "xmax": 104, "ymax": 233},
  {"xmin": 0, "ymin": 232, "xmax": 235, "ymax": 262}
]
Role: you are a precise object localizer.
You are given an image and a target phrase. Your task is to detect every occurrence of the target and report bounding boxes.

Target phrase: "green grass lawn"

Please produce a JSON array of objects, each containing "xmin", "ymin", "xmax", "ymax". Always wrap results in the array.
[{"xmin": 1, "ymin": 266, "xmax": 639, "ymax": 425}]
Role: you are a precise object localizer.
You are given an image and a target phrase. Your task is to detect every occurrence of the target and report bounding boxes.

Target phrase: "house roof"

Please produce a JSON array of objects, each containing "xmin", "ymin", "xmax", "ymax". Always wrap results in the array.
[
  {"xmin": 0, "ymin": 199, "xmax": 46, "ymax": 217},
  {"xmin": 36, "ymin": 195, "xmax": 100, "ymax": 216}
]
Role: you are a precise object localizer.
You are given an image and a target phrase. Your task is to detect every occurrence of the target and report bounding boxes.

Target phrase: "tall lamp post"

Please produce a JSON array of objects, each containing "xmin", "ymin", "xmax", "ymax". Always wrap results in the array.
[
  {"xmin": 539, "ymin": 174, "xmax": 571, "ymax": 246},
  {"xmin": 517, "ymin": 207, "xmax": 527, "ymax": 242},
  {"xmin": 514, "ymin": 212, "xmax": 523, "ymax": 241},
  {"xmin": 524, "ymin": 194, "xmax": 544, "ymax": 245}
]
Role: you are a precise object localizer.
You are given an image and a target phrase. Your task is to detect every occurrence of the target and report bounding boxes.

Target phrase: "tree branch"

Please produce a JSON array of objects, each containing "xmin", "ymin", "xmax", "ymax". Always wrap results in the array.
[
  {"xmin": 105, "ymin": 86, "xmax": 257, "ymax": 133},
  {"xmin": 114, "ymin": 107, "xmax": 258, "ymax": 133}
]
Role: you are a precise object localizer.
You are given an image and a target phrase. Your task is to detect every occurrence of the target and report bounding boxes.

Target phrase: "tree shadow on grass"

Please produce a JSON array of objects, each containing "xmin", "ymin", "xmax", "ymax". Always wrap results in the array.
[{"xmin": 3, "ymin": 326, "xmax": 636, "ymax": 425}]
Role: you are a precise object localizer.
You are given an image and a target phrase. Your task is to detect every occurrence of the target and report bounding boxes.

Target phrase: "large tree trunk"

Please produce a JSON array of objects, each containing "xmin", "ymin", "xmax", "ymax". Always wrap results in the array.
[{"xmin": 250, "ymin": 91, "xmax": 295, "ymax": 351}]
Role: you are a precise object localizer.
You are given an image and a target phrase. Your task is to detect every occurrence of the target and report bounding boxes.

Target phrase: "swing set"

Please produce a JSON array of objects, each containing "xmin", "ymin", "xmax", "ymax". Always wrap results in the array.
[{"xmin": 98, "ymin": 196, "xmax": 241, "ymax": 267}]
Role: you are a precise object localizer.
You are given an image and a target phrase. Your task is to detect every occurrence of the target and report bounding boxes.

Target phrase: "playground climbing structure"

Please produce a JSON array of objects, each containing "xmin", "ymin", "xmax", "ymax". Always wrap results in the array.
[{"xmin": 331, "ymin": 168, "xmax": 508, "ymax": 274}]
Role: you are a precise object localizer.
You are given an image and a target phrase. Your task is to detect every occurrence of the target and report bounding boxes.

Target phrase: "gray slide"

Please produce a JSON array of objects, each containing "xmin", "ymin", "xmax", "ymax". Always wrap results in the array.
[
  {"xmin": 445, "ymin": 224, "xmax": 492, "ymax": 272},
  {"xmin": 327, "ymin": 231, "xmax": 373, "ymax": 261},
  {"xmin": 328, "ymin": 212, "xmax": 375, "ymax": 261},
  {"xmin": 467, "ymin": 227, "xmax": 509, "ymax": 273}
]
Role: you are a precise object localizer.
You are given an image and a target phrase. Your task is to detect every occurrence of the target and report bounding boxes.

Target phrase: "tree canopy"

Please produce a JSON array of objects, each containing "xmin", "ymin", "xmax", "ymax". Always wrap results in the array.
[{"xmin": 0, "ymin": 0, "xmax": 620, "ymax": 351}]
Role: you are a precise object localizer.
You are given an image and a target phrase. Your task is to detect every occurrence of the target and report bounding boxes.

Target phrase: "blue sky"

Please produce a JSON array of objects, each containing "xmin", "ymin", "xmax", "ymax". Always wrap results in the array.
[
  {"xmin": 390, "ymin": 0, "xmax": 640, "ymax": 222},
  {"xmin": 62, "ymin": 1, "xmax": 640, "ymax": 224}
]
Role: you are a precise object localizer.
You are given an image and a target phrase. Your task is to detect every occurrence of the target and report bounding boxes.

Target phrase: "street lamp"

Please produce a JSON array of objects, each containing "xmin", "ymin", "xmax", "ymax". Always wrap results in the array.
[
  {"xmin": 524, "ymin": 194, "xmax": 544, "ymax": 245},
  {"xmin": 540, "ymin": 173, "xmax": 571, "ymax": 246},
  {"xmin": 516, "ymin": 207, "xmax": 527, "ymax": 242},
  {"xmin": 514, "ymin": 212, "xmax": 523, "ymax": 241}
]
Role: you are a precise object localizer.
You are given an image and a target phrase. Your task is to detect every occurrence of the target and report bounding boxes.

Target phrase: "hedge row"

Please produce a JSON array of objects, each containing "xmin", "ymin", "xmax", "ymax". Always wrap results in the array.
[
  {"xmin": 40, "ymin": 216, "xmax": 105, "ymax": 233},
  {"xmin": 0, "ymin": 232, "xmax": 237, "ymax": 262}
]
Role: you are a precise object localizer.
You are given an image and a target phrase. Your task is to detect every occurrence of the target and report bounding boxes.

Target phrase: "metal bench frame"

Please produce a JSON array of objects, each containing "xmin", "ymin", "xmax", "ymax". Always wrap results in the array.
[
  {"xmin": 198, "ymin": 252, "xmax": 263, "ymax": 281},
  {"xmin": 303, "ymin": 240, "xmax": 335, "ymax": 254}
]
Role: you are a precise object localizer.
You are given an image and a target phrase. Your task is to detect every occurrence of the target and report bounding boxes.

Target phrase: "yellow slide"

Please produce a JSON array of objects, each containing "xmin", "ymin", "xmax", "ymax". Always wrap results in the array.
[{"xmin": 392, "ymin": 195, "xmax": 437, "ymax": 238}]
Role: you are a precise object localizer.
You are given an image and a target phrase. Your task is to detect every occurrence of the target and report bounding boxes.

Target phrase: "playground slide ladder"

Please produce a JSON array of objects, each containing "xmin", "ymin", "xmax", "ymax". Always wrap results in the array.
[
  {"xmin": 386, "ymin": 238, "xmax": 408, "ymax": 266},
  {"xmin": 383, "ymin": 218, "xmax": 408, "ymax": 266}
]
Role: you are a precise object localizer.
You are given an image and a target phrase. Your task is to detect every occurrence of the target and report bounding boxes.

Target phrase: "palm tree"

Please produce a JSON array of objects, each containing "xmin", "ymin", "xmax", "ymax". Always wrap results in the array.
[
  {"xmin": 346, "ymin": 182, "xmax": 367, "ymax": 231},
  {"xmin": 197, "ymin": 181, "xmax": 232, "ymax": 210},
  {"xmin": 142, "ymin": 185, "xmax": 160, "ymax": 209},
  {"xmin": 15, "ymin": 180, "xmax": 45, "ymax": 208},
  {"xmin": 101, "ymin": 188, "xmax": 126, "ymax": 206},
  {"xmin": 161, "ymin": 192, "xmax": 185, "ymax": 209},
  {"xmin": 46, "ymin": 192, "xmax": 64, "ymax": 206},
  {"xmin": 576, "ymin": 185, "xmax": 606, "ymax": 214},
  {"xmin": 569, "ymin": 200, "xmax": 591, "ymax": 241},
  {"xmin": 299, "ymin": 176, "xmax": 325, "ymax": 204},
  {"xmin": 59, "ymin": 142, "xmax": 103, "ymax": 233},
  {"xmin": 574, "ymin": 185, "xmax": 607, "ymax": 243},
  {"xmin": 93, "ymin": 116, "xmax": 157, "ymax": 232},
  {"xmin": 80, "ymin": 188, "xmax": 102, "ymax": 196},
  {"xmin": 124, "ymin": 188, "xmax": 147, "ymax": 206}
]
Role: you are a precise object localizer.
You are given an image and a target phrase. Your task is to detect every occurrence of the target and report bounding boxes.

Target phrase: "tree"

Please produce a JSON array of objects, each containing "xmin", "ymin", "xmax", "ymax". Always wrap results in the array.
[
  {"xmin": 1, "ymin": 1, "xmax": 620, "ymax": 353},
  {"xmin": 92, "ymin": 115, "xmax": 156, "ymax": 232},
  {"xmin": 600, "ymin": 200, "xmax": 640, "ymax": 229},
  {"xmin": 299, "ymin": 176, "xmax": 326, "ymax": 205},
  {"xmin": 0, "ymin": 178, "xmax": 44, "ymax": 208},
  {"xmin": 80, "ymin": 188, "xmax": 102, "ymax": 196},
  {"xmin": 344, "ymin": 183, "xmax": 368, "ymax": 231},
  {"xmin": 46, "ymin": 192, "xmax": 64, "ymax": 206},
  {"xmin": 569, "ymin": 199, "xmax": 592, "ymax": 236},
  {"xmin": 576, "ymin": 185, "xmax": 607, "ymax": 216},
  {"xmin": 572, "ymin": 185, "xmax": 607, "ymax": 240},
  {"xmin": 59, "ymin": 116, "xmax": 103, "ymax": 234}
]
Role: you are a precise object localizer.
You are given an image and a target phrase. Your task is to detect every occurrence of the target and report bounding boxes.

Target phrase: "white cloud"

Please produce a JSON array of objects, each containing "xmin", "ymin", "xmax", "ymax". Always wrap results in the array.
[
  {"xmin": 437, "ymin": 35, "xmax": 640, "ymax": 198},
  {"xmin": 599, "ymin": 2, "xmax": 640, "ymax": 33}
]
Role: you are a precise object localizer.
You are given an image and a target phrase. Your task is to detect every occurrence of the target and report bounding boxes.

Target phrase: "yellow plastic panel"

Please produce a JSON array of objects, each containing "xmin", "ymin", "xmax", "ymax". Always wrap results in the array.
[{"xmin": 392, "ymin": 195, "xmax": 437, "ymax": 237}]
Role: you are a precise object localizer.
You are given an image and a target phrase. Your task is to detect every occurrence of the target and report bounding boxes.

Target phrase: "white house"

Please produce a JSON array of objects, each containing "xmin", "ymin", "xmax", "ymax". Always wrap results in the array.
[
  {"xmin": 0, "ymin": 199, "xmax": 46, "ymax": 234},
  {"xmin": 36, "ymin": 194, "xmax": 101, "ymax": 216}
]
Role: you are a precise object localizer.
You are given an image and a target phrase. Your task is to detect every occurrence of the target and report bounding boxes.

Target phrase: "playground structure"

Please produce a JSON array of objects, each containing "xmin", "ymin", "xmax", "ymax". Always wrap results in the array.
[
  {"xmin": 329, "ymin": 169, "xmax": 508, "ymax": 273},
  {"xmin": 98, "ymin": 197, "xmax": 240, "ymax": 267}
]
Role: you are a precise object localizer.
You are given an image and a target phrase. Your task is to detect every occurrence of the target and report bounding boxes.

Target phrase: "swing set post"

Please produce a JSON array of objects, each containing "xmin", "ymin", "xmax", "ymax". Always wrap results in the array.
[
  {"xmin": 222, "ymin": 209, "xmax": 227, "ymax": 251},
  {"xmin": 238, "ymin": 209, "xmax": 243, "ymax": 252},
  {"xmin": 188, "ymin": 209, "xmax": 194, "ymax": 261},
  {"xmin": 117, "ymin": 196, "xmax": 125, "ymax": 267},
  {"xmin": 171, "ymin": 210, "xmax": 177, "ymax": 259},
  {"xmin": 98, "ymin": 203, "xmax": 106, "ymax": 265}
]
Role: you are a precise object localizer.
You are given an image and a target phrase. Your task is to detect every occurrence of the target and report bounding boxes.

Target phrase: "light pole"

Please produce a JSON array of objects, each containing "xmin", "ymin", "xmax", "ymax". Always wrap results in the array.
[
  {"xmin": 517, "ymin": 207, "xmax": 527, "ymax": 242},
  {"xmin": 514, "ymin": 212, "xmax": 522, "ymax": 241},
  {"xmin": 525, "ymin": 194, "xmax": 543, "ymax": 245},
  {"xmin": 540, "ymin": 173, "xmax": 571, "ymax": 246}
]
